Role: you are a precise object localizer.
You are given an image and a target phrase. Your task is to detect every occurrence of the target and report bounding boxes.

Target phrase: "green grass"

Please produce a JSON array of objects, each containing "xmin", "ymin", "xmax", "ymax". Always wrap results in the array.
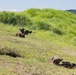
[
  {"xmin": 0, "ymin": 23, "xmax": 76, "ymax": 75},
  {"xmin": 0, "ymin": 8, "xmax": 76, "ymax": 75}
]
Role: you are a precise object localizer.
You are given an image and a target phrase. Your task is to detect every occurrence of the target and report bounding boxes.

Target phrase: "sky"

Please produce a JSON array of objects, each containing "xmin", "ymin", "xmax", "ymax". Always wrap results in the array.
[{"xmin": 0, "ymin": 0, "xmax": 76, "ymax": 12}]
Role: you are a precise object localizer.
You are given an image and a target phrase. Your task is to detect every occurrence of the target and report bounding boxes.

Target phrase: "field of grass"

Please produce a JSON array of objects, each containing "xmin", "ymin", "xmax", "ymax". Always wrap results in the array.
[
  {"xmin": 0, "ymin": 22, "xmax": 76, "ymax": 75},
  {"xmin": 0, "ymin": 8, "xmax": 76, "ymax": 75}
]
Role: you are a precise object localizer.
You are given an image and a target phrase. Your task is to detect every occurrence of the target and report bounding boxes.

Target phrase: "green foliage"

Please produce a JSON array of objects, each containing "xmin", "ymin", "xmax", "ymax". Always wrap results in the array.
[
  {"xmin": 53, "ymin": 28, "xmax": 64, "ymax": 35},
  {"xmin": 0, "ymin": 11, "xmax": 31, "ymax": 25},
  {"xmin": 0, "ymin": 47, "xmax": 22, "ymax": 57},
  {"xmin": 0, "ymin": 22, "xmax": 76, "ymax": 75},
  {"xmin": 0, "ymin": 8, "xmax": 76, "ymax": 37},
  {"xmin": 24, "ymin": 8, "xmax": 41, "ymax": 17},
  {"xmin": 32, "ymin": 18, "xmax": 51, "ymax": 30},
  {"xmin": 0, "ymin": 8, "xmax": 76, "ymax": 74}
]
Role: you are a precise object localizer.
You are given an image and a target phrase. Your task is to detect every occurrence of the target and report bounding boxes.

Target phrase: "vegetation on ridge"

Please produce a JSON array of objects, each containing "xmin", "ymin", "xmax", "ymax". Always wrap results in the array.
[
  {"xmin": 0, "ymin": 8, "xmax": 76, "ymax": 75},
  {"xmin": 0, "ymin": 8, "xmax": 76, "ymax": 45}
]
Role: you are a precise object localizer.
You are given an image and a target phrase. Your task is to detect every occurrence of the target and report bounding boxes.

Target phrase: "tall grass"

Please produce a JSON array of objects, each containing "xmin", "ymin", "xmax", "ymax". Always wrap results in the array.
[
  {"xmin": 0, "ymin": 14, "xmax": 76, "ymax": 74},
  {"xmin": 0, "ymin": 8, "xmax": 76, "ymax": 45}
]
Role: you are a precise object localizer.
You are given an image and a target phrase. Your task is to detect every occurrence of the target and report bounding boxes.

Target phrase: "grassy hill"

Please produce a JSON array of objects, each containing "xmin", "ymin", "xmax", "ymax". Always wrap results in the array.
[{"xmin": 0, "ymin": 8, "xmax": 76, "ymax": 75}]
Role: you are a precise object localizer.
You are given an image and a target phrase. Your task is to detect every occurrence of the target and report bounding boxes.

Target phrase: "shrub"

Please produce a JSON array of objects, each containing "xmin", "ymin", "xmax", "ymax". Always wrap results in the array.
[
  {"xmin": 32, "ymin": 18, "xmax": 51, "ymax": 30},
  {"xmin": 0, "ymin": 47, "xmax": 22, "ymax": 57},
  {"xmin": 53, "ymin": 28, "xmax": 64, "ymax": 35},
  {"xmin": 38, "ymin": 21, "xmax": 51, "ymax": 30},
  {"xmin": 0, "ymin": 11, "xmax": 31, "ymax": 25}
]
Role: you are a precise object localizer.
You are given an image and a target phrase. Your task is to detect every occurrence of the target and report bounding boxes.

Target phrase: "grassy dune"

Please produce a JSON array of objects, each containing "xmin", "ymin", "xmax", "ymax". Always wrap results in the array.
[
  {"xmin": 0, "ymin": 23, "xmax": 76, "ymax": 75},
  {"xmin": 0, "ymin": 8, "xmax": 76, "ymax": 75}
]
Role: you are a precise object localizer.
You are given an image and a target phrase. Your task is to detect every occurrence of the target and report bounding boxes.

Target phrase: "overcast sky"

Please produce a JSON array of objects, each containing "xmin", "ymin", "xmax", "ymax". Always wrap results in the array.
[{"xmin": 0, "ymin": 0, "xmax": 76, "ymax": 11}]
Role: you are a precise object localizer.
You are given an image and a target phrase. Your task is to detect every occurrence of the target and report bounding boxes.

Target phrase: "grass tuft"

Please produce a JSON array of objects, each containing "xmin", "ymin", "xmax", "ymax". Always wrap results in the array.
[{"xmin": 0, "ymin": 47, "xmax": 22, "ymax": 58}]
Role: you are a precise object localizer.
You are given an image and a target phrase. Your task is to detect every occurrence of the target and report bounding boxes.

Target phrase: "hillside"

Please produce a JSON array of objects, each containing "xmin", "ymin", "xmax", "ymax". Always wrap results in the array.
[
  {"xmin": 0, "ymin": 8, "xmax": 76, "ymax": 75},
  {"xmin": 67, "ymin": 9, "xmax": 76, "ymax": 14},
  {"xmin": 0, "ymin": 8, "xmax": 76, "ymax": 45}
]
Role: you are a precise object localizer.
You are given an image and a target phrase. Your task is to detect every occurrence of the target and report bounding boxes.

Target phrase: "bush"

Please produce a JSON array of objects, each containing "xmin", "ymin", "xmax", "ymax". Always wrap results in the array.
[
  {"xmin": 32, "ymin": 18, "xmax": 51, "ymax": 30},
  {"xmin": 0, "ymin": 11, "xmax": 31, "ymax": 25},
  {"xmin": 38, "ymin": 22, "xmax": 50, "ymax": 30},
  {"xmin": 0, "ymin": 47, "xmax": 22, "ymax": 57},
  {"xmin": 53, "ymin": 28, "xmax": 64, "ymax": 35}
]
